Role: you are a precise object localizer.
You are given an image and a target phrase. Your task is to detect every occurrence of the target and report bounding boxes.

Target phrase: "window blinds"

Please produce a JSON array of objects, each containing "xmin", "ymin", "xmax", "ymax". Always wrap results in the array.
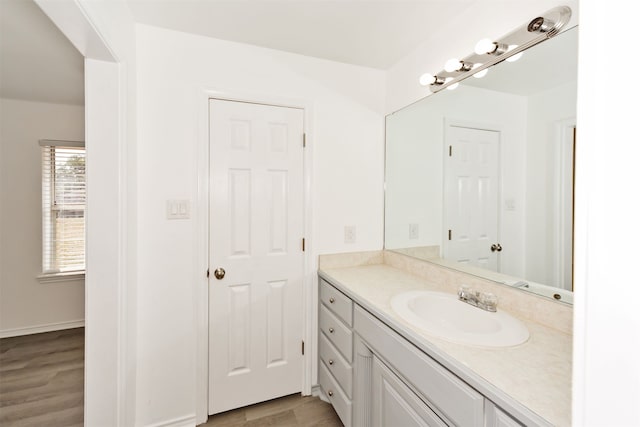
[{"xmin": 40, "ymin": 140, "xmax": 86, "ymax": 274}]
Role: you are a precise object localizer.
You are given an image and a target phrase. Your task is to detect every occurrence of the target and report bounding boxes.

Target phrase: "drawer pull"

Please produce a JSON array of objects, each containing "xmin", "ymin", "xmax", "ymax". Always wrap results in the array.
[
  {"xmin": 329, "ymin": 297, "xmax": 335, "ymax": 303},
  {"xmin": 329, "ymin": 327, "xmax": 335, "ymax": 333},
  {"xmin": 328, "ymin": 359, "xmax": 334, "ymax": 365},
  {"xmin": 328, "ymin": 390, "xmax": 334, "ymax": 397}
]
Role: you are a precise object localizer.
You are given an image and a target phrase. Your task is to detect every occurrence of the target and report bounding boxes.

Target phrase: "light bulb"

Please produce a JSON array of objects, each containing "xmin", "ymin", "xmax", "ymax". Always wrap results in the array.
[
  {"xmin": 506, "ymin": 52, "xmax": 523, "ymax": 62},
  {"xmin": 473, "ymin": 68, "xmax": 489, "ymax": 79},
  {"xmin": 419, "ymin": 73, "xmax": 435, "ymax": 86},
  {"xmin": 447, "ymin": 82, "xmax": 460, "ymax": 91},
  {"xmin": 475, "ymin": 38, "xmax": 496, "ymax": 55},
  {"xmin": 445, "ymin": 58, "xmax": 462, "ymax": 72},
  {"xmin": 506, "ymin": 46, "xmax": 523, "ymax": 62}
]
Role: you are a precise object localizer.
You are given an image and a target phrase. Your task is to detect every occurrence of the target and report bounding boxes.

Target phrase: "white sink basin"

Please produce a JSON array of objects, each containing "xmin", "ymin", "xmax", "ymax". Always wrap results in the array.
[{"xmin": 390, "ymin": 291, "xmax": 529, "ymax": 348}]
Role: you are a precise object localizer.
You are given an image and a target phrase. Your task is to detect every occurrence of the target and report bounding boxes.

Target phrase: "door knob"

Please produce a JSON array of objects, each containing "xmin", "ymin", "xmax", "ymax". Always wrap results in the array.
[
  {"xmin": 214, "ymin": 267, "xmax": 226, "ymax": 280},
  {"xmin": 490, "ymin": 244, "xmax": 503, "ymax": 252}
]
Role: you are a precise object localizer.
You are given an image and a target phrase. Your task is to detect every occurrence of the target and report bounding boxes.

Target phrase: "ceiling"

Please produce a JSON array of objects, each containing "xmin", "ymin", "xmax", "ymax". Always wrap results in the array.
[
  {"xmin": 0, "ymin": 0, "xmax": 84, "ymax": 105},
  {"xmin": 127, "ymin": 0, "xmax": 476, "ymax": 70},
  {"xmin": 1, "ymin": 0, "xmax": 479, "ymax": 106}
]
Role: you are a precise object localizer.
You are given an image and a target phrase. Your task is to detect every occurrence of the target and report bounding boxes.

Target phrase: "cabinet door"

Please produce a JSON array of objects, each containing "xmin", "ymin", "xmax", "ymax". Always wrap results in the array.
[
  {"xmin": 485, "ymin": 401, "xmax": 525, "ymax": 427},
  {"xmin": 372, "ymin": 355, "xmax": 447, "ymax": 427}
]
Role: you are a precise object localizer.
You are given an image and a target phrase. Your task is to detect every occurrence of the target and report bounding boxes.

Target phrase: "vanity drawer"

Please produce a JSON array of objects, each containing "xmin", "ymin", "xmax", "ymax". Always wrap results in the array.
[
  {"xmin": 319, "ymin": 359, "xmax": 352, "ymax": 427},
  {"xmin": 354, "ymin": 305, "xmax": 484, "ymax": 427},
  {"xmin": 320, "ymin": 304, "xmax": 353, "ymax": 362},
  {"xmin": 320, "ymin": 278, "xmax": 353, "ymax": 326},
  {"xmin": 319, "ymin": 330, "xmax": 353, "ymax": 398}
]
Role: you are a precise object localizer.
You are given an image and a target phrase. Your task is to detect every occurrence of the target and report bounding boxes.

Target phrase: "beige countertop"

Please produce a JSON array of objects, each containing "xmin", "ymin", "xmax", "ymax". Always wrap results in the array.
[{"xmin": 319, "ymin": 263, "xmax": 572, "ymax": 427}]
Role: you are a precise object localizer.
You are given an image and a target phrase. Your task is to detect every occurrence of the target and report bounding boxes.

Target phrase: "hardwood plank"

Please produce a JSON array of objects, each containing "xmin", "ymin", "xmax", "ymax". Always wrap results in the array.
[
  {"xmin": 206, "ymin": 394, "xmax": 342, "ymax": 427},
  {"xmin": 244, "ymin": 409, "xmax": 298, "ymax": 427},
  {"xmin": 0, "ymin": 328, "xmax": 84, "ymax": 426},
  {"xmin": 293, "ymin": 397, "xmax": 342, "ymax": 427},
  {"xmin": 244, "ymin": 393, "xmax": 309, "ymax": 421}
]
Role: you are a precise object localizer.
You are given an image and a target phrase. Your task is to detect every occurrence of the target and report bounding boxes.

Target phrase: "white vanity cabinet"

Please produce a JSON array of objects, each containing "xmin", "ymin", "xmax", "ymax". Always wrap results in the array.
[
  {"xmin": 318, "ymin": 278, "xmax": 354, "ymax": 426},
  {"xmin": 371, "ymin": 354, "xmax": 447, "ymax": 427},
  {"xmin": 318, "ymin": 277, "xmax": 532, "ymax": 427},
  {"xmin": 485, "ymin": 402, "xmax": 526, "ymax": 427},
  {"xmin": 354, "ymin": 305, "xmax": 484, "ymax": 427}
]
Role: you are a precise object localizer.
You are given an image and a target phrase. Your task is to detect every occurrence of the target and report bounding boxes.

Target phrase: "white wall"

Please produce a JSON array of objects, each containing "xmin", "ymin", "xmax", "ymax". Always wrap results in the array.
[
  {"xmin": 135, "ymin": 24, "xmax": 385, "ymax": 425},
  {"xmin": 573, "ymin": 1, "xmax": 640, "ymax": 424},
  {"xmin": 525, "ymin": 81, "xmax": 577, "ymax": 287},
  {"xmin": 77, "ymin": 1, "xmax": 139, "ymax": 425},
  {"xmin": 0, "ymin": 98, "xmax": 85, "ymax": 336},
  {"xmin": 35, "ymin": 0, "xmax": 139, "ymax": 425}
]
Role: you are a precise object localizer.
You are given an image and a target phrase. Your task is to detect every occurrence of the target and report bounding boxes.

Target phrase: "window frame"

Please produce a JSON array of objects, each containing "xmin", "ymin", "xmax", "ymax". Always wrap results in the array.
[{"xmin": 38, "ymin": 139, "xmax": 86, "ymax": 281}]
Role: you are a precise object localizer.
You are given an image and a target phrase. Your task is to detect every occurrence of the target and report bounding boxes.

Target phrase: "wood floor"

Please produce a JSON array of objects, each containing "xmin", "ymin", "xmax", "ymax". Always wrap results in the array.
[
  {"xmin": 0, "ymin": 328, "xmax": 84, "ymax": 427},
  {"xmin": 205, "ymin": 393, "xmax": 342, "ymax": 427},
  {"xmin": 1, "ymin": 328, "xmax": 340, "ymax": 427}
]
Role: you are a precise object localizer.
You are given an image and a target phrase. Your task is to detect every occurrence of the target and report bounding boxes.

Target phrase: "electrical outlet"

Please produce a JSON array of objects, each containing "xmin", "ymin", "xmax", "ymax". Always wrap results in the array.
[
  {"xmin": 344, "ymin": 226, "xmax": 356, "ymax": 244},
  {"xmin": 409, "ymin": 223, "xmax": 419, "ymax": 239}
]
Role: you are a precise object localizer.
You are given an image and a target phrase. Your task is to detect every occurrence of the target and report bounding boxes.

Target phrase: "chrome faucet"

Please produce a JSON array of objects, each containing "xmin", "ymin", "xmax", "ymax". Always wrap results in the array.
[{"xmin": 457, "ymin": 286, "xmax": 498, "ymax": 312}]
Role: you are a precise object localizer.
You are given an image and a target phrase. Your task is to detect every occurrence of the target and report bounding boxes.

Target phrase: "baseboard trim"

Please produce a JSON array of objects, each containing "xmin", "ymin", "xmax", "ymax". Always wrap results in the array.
[
  {"xmin": 0, "ymin": 319, "xmax": 85, "ymax": 339},
  {"xmin": 145, "ymin": 414, "xmax": 196, "ymax": 427}
]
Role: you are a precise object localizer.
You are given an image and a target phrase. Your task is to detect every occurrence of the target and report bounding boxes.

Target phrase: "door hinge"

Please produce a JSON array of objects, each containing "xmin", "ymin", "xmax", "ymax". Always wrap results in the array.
[
  {"xmin": 448, "ymin": 230, "xmax": 452, "ymax": 241},
  {"xmin": 449, "ymin": 145, "xmax": 452, "ymax": 157},
  {"xmin": 302, "ymin": 340, "xmax": 305, "ymax": 355},
  {"xmin": 302, "ymin": 238, "xmax": 306, "ymax": 252},
  {"xmin": 206, "ymin": 268, "xmax": 210, "ymax": 278},
  {"xmin": 303, "ymin": 133, "xmax": 307, "ymax": 148}
]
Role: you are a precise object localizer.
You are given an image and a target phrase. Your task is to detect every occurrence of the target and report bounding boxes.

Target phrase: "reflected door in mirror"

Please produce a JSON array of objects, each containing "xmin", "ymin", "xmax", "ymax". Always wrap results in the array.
[{"xmin": 444, "ymin": 124, "xmax": 500, "ymax": 271}]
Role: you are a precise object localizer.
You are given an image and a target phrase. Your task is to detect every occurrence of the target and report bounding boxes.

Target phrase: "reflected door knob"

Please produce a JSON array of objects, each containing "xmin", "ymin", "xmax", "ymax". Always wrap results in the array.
[
  {"xmin": 490, "ymin": 244, "xmax": 503, "ymax": 252},
  {"xmin": 214, "ymin": 267, "xmax": 226, "ymax": 280}
]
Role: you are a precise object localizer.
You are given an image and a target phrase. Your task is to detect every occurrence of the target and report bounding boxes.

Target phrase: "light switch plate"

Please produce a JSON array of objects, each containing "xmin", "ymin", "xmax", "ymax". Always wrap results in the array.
[
  {"xmin": 505, "ymin": 198, "xmax": 516, "ymax": 211},
  {"xmin": 167, "ymin": 200, "xmax": 190, "ymax": 219}
]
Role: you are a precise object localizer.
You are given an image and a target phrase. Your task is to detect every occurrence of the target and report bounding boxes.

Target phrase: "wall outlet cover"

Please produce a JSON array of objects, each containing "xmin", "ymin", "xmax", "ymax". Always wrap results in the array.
[{"xmin": 344, "ymin": 225, "xmax": 356, "ymax": 244}]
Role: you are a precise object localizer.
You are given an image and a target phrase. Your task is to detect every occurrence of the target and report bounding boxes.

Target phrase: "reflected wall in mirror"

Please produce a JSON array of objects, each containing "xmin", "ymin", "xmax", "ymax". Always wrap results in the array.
[{"xmin": 384, "ymin": 27, "xmax": 578, "ymax": 304}]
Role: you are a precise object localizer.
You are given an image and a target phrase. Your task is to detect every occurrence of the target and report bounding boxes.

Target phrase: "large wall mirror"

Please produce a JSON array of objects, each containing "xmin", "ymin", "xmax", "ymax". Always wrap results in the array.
[{"xmin": 384, "ymin": 26, "xmax": 578, "ymax": 304}]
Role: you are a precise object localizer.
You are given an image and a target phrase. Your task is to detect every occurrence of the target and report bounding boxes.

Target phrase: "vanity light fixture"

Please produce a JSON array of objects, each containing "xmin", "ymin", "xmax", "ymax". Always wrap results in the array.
[
  {"xmin": 474, "ymin": 38, "xmax": 509, "ymax": 56},
  {"xmin": 419, "ymin": 73, "xmax": 445, "ymax": 87},
  {"xmin": 444, "ymin": 58, "xmax": 473, "ymax": 73},
  {"xmin": 506, "ymin": 45, "xmax": 524, "ymax": 62},
  {"xmin": 473, "ymin": 68, "xmax": 489, "ymax": 79},
  {"xmin": 528, "ymin": 16, "xmax": 556, "ymax": 33},
  {"xmin": 419, "ymin": 5, "xmax": 572, "ymax": 93},
  {"xmin": 506, "ymin": 52, "xmax": 523, "ymax": 62}
]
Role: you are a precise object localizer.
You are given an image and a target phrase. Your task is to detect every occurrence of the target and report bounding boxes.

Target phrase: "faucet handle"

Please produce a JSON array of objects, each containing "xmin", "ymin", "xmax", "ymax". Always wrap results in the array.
[
  {"xmin": 458, "ymin": 284, "xmax": 472, "ymax": 298},
  {"xmin": 480, "ymin": 292, "xmax": 498, "ymax": 312}
]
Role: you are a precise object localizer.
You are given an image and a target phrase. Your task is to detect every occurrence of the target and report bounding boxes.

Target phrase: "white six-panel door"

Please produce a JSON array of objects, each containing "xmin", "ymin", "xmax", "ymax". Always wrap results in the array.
[
  {"xmin": 443, "ymin": 124, "xmax": 500, "ymax": 271},
  {"xmin": 208, "ymin": 99, "xmax": 304, "ymax": 414}
]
